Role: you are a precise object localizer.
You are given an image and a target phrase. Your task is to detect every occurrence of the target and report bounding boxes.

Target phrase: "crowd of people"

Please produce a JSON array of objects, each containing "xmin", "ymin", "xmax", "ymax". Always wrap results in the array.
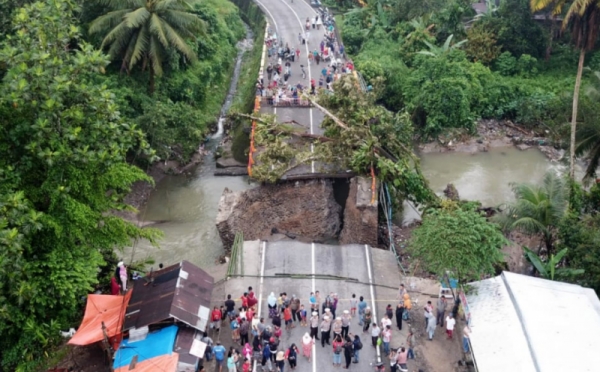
[
  {"xmin": 199, "ymin": 284, "xmax": 457, "ymax": 372},
  {"xmin": 257, "ymin": 9, "xmax": 356, "ymax": 106}
]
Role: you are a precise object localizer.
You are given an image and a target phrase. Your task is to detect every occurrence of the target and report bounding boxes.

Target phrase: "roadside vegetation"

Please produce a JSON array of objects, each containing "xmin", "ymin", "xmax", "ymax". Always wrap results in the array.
[
  {"xmin": 328, "ymin": 0, "xmax": 600, "ymax": 294},
  {"xmin": 0, "ymin": 0, "xmax": 257, "ymax": 369}
]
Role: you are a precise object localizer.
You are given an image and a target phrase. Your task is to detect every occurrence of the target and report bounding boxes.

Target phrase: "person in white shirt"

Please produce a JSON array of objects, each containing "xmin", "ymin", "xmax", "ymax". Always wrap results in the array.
[
  {"xmin": 445, "ymin": 314, "xmax": 456, "ymax": 339},
  {"xmin": 370, "ymin": 323, "xmax": 381, "ymax": 347},
  {"xmin": 380, "ymin": 315, "xmax": 392, "ymax": 331}
]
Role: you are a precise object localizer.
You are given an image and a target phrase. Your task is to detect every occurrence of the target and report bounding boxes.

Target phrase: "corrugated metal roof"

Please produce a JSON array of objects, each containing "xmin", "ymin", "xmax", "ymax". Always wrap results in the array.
[
  {"xmin": 467, "ymin": 271, "xmax": 600, "ymax": 372},
  {"xmin": 124, "ymin": 261, "xmax": 213, "ymax": 332}
]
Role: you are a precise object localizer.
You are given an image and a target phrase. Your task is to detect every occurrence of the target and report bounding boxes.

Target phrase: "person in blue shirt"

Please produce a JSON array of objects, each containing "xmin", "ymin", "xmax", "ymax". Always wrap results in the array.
[
  {"xmin": 358, "ymin": 296, "xmax": 367, "ymax": 326},
  {"xmin": 213, "ymin": 341, "xmax": 226, "ymax": 372}
]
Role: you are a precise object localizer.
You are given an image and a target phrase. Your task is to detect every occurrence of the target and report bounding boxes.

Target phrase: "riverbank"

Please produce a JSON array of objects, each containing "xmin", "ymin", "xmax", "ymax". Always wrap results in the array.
[{"xmin": 418, "ymin": 119, "xmax": 564, "ymax": 162}]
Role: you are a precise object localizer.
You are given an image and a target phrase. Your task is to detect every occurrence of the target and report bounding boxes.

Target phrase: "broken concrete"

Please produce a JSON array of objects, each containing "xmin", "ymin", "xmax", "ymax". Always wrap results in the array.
[
  {"xmin": 339, "ymin": 177, "xmax": 378, "ymax": 246},
  {"xmin": 216, "ymin": 180, "xmax": 342, "ymax": 249}
]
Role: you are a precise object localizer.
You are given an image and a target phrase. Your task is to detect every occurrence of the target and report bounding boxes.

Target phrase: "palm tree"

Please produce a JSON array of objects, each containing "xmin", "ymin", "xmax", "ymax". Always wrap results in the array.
[
  {"xmin": 575, "ymin": 118, "xmax": 600, "ymax": 183},
  {"xmin": 530, "ymin": 0, "xmax": 567, "ymax": 60},
  {"xmin": 495, "ymin": 172, "xmax": 568, "ymax": 254},
  {"xmin": 89, "ymin": 0, "xmax": 204, "ymax": 94},
  {"xmin": 532, "ymin": 0, "xmax": 600, "ymax": 179},
  {"xmin": 417, "ymin": 34, "xmax": 467, "ymax": 57}
]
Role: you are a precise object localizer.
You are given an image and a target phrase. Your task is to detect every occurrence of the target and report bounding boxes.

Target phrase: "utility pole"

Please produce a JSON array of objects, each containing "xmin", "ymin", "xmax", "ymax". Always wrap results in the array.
[{"xmin": 101, "ymin": 321, "xmax": 115, "ymax": 372}]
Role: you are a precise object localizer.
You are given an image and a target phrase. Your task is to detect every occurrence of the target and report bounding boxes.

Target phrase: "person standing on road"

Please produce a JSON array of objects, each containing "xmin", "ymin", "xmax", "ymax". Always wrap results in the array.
[
  {"xmin": 239, "ymin": 318, "xmax": 250, "ymax": 345},
  {"xmin": 406, "ymin": 331, "xmax": 415, "ymax": 359},
  {"xmin": 386, "ymin": 304, "xmax": 394, "ymax": 322},
  {"xmin": 445, "ymin": 314, "xmax": 456, "ymax": 339},
  {"xmin": 310, "ymin": 311, "xmax": 320, "ymax": 340},
  {"xmin": 382, "ymin": 325, "xmax": 392, "ymax": 357},
  {"xmin": 403, "ymin": 293, "xmax": 412, "ymax": 321},
  {"xmin": 426, "ymin": 311, "xmax": 436, "ymax": 340},
  {"xmin": 463, "ymin": 325, "xmax": 471, "ymax": 353},
  {"xmin": 436, "ymin": 297, "xmax": 447, "ymax": 327},
  {"xmin": 362, "ymin": 308, "xmax": 372, "ymax": 333},
  {"xmin": 358, "ymin": 296, "xmax": 367, "ymax": 326},
  {"xmin": 343, "ymin": 336, "xmax": 354, "ymax": 369},
  {"xmin": 213, "ymin": 342, "xmax": 226, "ymax": 372},
  {"xmin": 312, "ymin": 17, "xmax": 316, "ymax": 29},
  {"xmin": 395, "ymin": 303, "xmax": 404, "ymax": 330},
  {"xmin": 284, "ymin": 306, "xmax": 294, "ymax": 331},
  {"xmin": 268, "ymin": 292, "xmax": 277, "ymax": 318},
  {"xmin": 350, "ymin": 294, "xmax": 358, "ymax": 317},
  {"xmin": 424, "ymin": 301, "xmax": 433, "ymax": 330},
  {"xmin": 290, "ymin": 295, "xmax": 300, "ymax": 322},
  {"xmin": 309, "ymin": 292, "xmax": 318, "ymax": 316},
  {"xmin": 341, "ymin": 310, "xmax": 351, "ymax": 338},
  {"xmin": 332, "ymin": 335, "xmax": 344, "ymax": 367},
  {"xmin": 225, "ymin": 294, "xmax": 237, "ymax": 321},
  {"xmin": 370, "ymin": 323, "xmax": 381, "ymax": 347},
  {"xmin": 261, "ymin": 344, "xmax": 272, "ymax": 372},
  {"xmin": 321, "ymin": 315, "xmax": 332, "ymax": 347},
  {"xmin": 302, "ymin": 332, "xmax": 314, "ymax": 360},
  {"xmin": 398, "ymin": 284, "xmax": 407, "ymax": 301},
  {"xmin": 210, "ymin": 306, "xmax": 222, "ymax": 336},
  {"xmin": 295, "ymin": 48, "xmax": 300, "ymax": 60},
  {"xmin": 286, "ymin": 344, "xmax": 298, "ymax": 370},
  {"xmin": 332, "ymin": 316, "xmax": 343, "ymax": 339},
  {"xmin": 352, "ymin": 334, "xmax": 362, "ymax": 363}
]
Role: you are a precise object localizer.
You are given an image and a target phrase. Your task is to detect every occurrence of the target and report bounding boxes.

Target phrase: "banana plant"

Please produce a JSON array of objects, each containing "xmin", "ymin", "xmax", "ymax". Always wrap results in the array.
[{"xmin": 523, "ymin": 247, "xmax": 584, "ymax": 280}]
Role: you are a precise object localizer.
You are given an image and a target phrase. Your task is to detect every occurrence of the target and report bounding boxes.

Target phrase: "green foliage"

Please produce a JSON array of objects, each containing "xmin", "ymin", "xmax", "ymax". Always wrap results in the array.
[
  {"xmin": 494, "ymin": 51, "xmax": 518, "ymax": 75},
  {"xmin": 523, "ymin": 246, "xmax": 584, "ymax": 280},
  {"xmin": 403, "ymin": 52, "xmax": 479, "ymax": 137},
  {"xmin": 558, "ymin": 212, "xmax": 600, "ymax": 292},
  {"xmin": 0, "ymin": 1, "xmax": 161, "ymax": 369},
  {"xmin": 409, "ymin": 204, "xmax": 507, "ymax": 283},
  {"xmin": 495, "ymin": 172, "xmax": 568, "ymax": 253},
  {"xmin": 465, "ymin": 25, "xmax": 501, "ymax": 65},
  {"xmin": 89, "ymin": 0, "xmax": 204, "ymax": 93}
]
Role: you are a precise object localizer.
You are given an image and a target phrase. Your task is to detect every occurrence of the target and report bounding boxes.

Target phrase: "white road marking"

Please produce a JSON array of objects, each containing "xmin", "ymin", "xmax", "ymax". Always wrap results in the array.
[
  {"xmin": 311, "ymin": 242, "xmax": 316, "ymax": 372},
  {"xmin": 277, "ymin": 0, "xmax": 316, "ymax": 174},
  {"xmin": 254, "ymin": 0, "xmax": 280, "ymax": 33},
  {"xmin": 365, "ymin": 244, "xmax": 381, "ymax": 363},
  {"xmin": 253, "ymin": 241, "xmax": 267, "ymax": 372}
]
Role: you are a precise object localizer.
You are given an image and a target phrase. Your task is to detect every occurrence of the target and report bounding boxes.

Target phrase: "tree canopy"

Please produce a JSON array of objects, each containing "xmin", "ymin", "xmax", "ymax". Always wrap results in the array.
[
  {"xmin": 409, "ymin": 204, "xmax": 507, "ymax": 283},
  {"xmin": 0, "ymin": 1, "xmax": 160, "ymax": 368}
]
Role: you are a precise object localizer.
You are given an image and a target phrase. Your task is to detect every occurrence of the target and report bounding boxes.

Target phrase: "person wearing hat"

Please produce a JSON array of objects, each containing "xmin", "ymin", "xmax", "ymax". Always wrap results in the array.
[
  {"xmin": 341, "ymin": 310, "xmax": 351, "ymax": 339},
  {"xmin": 301, "ymin": 332, "xmax": 314, "ymax": 360},
  {"xmin": 310, "ymin": 312, "xmax": 320, "ymax": 340},
  {"xmin": 320, "ymin": 315, "xmax": 332, "ymax": 347},
  {"xmin": 332, "ymin": 317, "xmax": 343, "ymax": 339},
  {"xmin": 275, "ymin": 350, "xmax": 286, "ymax": 372}
]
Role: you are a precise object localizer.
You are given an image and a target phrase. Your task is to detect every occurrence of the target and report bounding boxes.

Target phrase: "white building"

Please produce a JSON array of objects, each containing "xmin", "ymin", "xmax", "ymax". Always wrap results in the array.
[{"xmin": 466, "ymin": 271, "xmax": 600, "ymax": 372}]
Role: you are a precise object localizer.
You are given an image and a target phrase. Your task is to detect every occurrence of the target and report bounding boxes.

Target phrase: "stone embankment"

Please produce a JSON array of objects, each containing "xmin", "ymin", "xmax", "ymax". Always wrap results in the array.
[
  {"xmin": 216, "ymin": 177, "xmax": 378, "ymax": 249},
  {"xmin": 419, "ymin": 119, "xmax": 563, "ymax": 161}
]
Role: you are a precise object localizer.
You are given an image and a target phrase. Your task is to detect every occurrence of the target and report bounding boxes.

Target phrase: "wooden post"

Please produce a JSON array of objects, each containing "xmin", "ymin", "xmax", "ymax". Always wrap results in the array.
[{"xmin": 101, "ymin": 321, "xmax": 115, "ymax": 372}]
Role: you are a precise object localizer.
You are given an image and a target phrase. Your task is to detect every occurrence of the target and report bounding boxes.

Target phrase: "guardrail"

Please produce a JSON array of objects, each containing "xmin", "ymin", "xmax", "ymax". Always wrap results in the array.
[{"xmin": 227, "ymin": 232, "xmax": 244, "ymax": 278}]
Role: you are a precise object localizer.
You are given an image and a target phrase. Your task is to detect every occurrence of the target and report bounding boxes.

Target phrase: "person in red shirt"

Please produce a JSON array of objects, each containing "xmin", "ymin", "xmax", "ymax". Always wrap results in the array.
[
  {"xmin": 210, "ymin": 306, "xmax": 222, "ymax": 335},
  {"xmin": 284, "ymin": 306, "xmax": 294, "ymax": 331},
  {"xmin": 247, "ymin": 286, "xmax": 258, "ymax": 309},
  {"xmin": 241, "ymin": 292, "xmax": 249, "ymax": 309},
  {"xmin": 110, "ymin": 276, "xmax": 120, "ymax": 295}
]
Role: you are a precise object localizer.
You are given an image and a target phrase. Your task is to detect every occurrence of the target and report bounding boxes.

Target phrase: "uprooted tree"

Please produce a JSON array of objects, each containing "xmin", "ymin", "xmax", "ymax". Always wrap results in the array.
[{"xmin": 244, "ymin": 75, "xmax": 438, "ymax": 207}]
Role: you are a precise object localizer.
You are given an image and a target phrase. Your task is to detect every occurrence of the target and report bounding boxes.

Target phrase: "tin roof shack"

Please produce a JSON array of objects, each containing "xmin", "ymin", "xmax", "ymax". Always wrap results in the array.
[
  {"xmin": 123, "ymin": 261, "xmax": 214, "ymax": 371},
  {"xmin": 466, "ymin": 271, "xmax": 600, "ymax": 372}
]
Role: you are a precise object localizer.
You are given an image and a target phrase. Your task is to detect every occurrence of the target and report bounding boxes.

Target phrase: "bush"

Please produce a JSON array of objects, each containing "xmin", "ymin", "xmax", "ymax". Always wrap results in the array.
[{"xmin": 494, "ymin": 51, "xmax": 517, "ymax": 76}]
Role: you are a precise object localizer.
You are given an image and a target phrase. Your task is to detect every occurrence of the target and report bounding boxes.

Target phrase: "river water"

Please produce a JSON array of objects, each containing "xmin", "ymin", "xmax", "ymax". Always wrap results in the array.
[
  {"xmin": 123, "ymin": 26, "xmax": 256, "ymax": 269},
  {"xmin": 401, "ymin": 147, "xmax": 559, "ymax": 224}
]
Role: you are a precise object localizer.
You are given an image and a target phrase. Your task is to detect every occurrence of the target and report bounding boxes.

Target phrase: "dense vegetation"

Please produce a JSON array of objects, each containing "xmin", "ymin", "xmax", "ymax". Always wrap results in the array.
[
  {"xmin": 0, "ymin": 0, "xmax": 257, "ymax": 369},
  {"xmin": 334, "ymin": 0, "xmax": 600, "ymax": 292}
]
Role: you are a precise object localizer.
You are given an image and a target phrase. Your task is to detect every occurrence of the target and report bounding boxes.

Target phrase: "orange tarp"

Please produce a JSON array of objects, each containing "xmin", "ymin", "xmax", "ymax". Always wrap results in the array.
[
  {"xmin": 68, "ymin": 291, "xmax": 132, "ymax": 345},
  {"xmin": 114, "ymin": 353, "xmax": 179, "ymax": 372}
]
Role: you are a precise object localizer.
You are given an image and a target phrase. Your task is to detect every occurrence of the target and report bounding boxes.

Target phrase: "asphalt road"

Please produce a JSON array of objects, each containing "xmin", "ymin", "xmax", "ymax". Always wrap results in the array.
[
  {"xmin": 254, "ymin": 0, "xmax": 339, "ymax": 179},
  {"xmin": 255, "ymin": 241, "xmax": 382, "ymax": 372}
]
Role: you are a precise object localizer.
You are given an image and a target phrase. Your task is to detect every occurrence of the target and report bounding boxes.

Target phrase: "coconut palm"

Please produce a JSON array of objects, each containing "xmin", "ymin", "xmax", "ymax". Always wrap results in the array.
[
  {"xmin": 575, "ymin": 118, "xmax": 600, "ymax": 183},
  {"xmin": 495, "ymin": 172, "xmax": 568, "ymax": 254},
  {"xmin": 89, "ymin": 0, "xmax": 204, "ymax": 94},
  {"xmin": 532, "ymin": 0, "xmax": 600, "ymax": 179}
]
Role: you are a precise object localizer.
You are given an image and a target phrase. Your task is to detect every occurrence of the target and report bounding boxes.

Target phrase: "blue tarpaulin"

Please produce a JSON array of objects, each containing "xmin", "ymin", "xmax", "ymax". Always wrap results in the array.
[{"xmin": 113, "ymin": 325, "xmax": 178, "ymax": 369}]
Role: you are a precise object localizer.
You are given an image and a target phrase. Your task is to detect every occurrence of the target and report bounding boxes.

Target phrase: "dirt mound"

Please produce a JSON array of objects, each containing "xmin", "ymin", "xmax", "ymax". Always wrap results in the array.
[{"xmin": 216, "ymin": 180, "xmax": 342, "ymax": 249}]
